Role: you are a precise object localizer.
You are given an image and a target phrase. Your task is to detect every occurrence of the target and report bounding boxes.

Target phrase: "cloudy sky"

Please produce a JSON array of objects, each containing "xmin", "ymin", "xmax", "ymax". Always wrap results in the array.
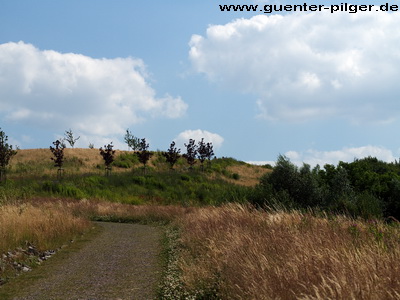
[{"xmin": 1, "ymin": 0, "xmax": 400, "ymax": 166}]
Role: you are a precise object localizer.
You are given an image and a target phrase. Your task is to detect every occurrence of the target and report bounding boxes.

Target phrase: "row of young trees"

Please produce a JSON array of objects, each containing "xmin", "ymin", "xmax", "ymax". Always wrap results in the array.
[
  {"xmin": 0, "ymin": 127, "xmax": 216, "ymax": 180},
  {"xmin": 49, "ymin": 130, "xmax": 215, "ymax": 176},
  {"xmin": 124, "ymin": 129, "xmax": 215, "ymax": 171}
]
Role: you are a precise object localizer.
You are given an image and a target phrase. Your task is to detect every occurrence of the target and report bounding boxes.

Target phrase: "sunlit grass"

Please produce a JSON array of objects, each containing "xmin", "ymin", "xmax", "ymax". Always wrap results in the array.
[
  {"xmin": 0, "ymin": 202, "xmax": 90, "ymax": 254},
  {"xmin": 177, "ymin": 204, "xmax": 400, "ymax": 299}
]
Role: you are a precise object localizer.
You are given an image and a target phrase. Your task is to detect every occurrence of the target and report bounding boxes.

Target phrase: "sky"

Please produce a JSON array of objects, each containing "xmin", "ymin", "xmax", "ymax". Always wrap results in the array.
[{"xmin": 1, "ymin": 0, "xmax": 400, "ymax": 166}]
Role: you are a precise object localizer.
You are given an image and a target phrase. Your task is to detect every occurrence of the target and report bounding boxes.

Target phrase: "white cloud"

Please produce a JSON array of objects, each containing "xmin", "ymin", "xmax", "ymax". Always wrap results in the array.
[
  {"xmin": 174, "ymin": 129, "xmax": 224, "ymax": 151},
  {"xmin": 0, "ymin": 41, "xmax": 187, "ymax": 138},
  {"xmin": 246, "ymin": 160, "xmax": 275, "ymax": 166},
  {"xmin": 285, "ymin": 145, "xmax": 396, "ymax": 167},
  {"xmin": 189, "ymin": 12, "xmax": 400, "ymax": 123}
]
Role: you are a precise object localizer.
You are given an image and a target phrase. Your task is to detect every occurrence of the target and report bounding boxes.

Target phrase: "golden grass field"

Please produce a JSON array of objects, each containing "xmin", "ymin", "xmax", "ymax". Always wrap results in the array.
[{"xmin": 178, "ymin": 204, "xmax": 400, "ymax": 299}]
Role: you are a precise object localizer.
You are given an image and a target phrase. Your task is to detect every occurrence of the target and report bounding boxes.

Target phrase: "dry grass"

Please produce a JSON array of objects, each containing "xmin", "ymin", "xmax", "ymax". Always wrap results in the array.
[
  {"xmin": 0, "ymin": 198, "xmax": 192, "ymax": 284},
  {"xmin": 226, "ymin": 164, "xmax": 270, "ymax": 187},
  {"xmin": 46, "ymin": 198, "xmax": 193, "ymax": 224},
  {"xmin": 177, "ymin": 204, "xmax": 400, "ymax": 299},
  {"xmin": 0, "ymin": 202, "xmax": 90, "ymax": 253},
  {"xmin": 0, "ymin": 198, "xmax": 191, "ymax": 253},
  {"xmin": 13, "ymin": 148, "xmax": 106, "ymax": 166},
  {"xmin": 10, "ymin": 148, "xmax": 118, "ymax": 175},
  {"xmin": 0, "ymin": 198, "xmax": 191, "ymax": 255},
  {"xmin": 11, "ymin": 148, "xmax": 162, "ymax": 174}
]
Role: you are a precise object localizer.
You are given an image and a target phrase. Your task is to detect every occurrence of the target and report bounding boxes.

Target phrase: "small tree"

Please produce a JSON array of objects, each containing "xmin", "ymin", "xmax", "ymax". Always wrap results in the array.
[
  {"xmin": 183, "ymin": 139, "xmax": 197, "ymax": 170},
  {"xmin": 163, "ymin": 141, "xmax": 181, "ymax": 170},
  {"xmin": 0, "ymin": 129, "xmax": 18, "ymax": 182},
  {"xmin": 124, "ymin": 129, "xmax": 140, "ymax": 151},
  {"xmin": 197, "ymin": 138, "xmax": 215, "ymax": 171},
  {"xmin": 99, "ymin": 143, "xmax": 115, "ymax": 176},
  {"xmin": 64, "ymin": 129, "xmax": 80, "ymax": 148},
  {"xmin": 50, "ymin": 140, "xmax": 65, "ymax": 178},
  {"xmin": 205, "ymin": 141, "xmax": 215, "ymax": 168},
  {"xmin": 136, "ymin": 138, "xmax": 153, "ymax": 174},
  {"xmin": 197, "ymin": 138, "xmax": 207, "ymax": 171}
]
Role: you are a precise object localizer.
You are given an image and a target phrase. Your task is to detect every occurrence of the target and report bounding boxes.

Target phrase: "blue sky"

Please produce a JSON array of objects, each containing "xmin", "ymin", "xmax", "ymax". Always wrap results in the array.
[{"xmin": 1, "ymin": 0, "xmax": 400, "ymax": 166}]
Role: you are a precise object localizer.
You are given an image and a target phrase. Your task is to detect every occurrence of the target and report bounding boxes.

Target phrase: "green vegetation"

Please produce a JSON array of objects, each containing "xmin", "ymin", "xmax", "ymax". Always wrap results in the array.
[
  {"xmin": 1, "ymin": 170, "xmax": 251, "ymax": 207},
  {"xmin": 2, "ymin": 146, "xmax": 400, "ymax": 220},
  {"xmin": 112, "ymin": 152, "xmax": 138, "ymax": 168},
  {"xmin": 124, "ymin": 128, "xmax": 140, "ymax": 151},
  {"xmin": 250, "ymin": 155, "xmax": 400, "ymax": 220},
  {"xmin": 0, "ymin": 129, "xmax": 18, "ymax": 182}
]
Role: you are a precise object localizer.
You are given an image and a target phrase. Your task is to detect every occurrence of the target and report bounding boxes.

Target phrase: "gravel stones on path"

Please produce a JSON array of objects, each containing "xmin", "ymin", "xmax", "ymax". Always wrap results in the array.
[{"xmin": 11, "ymin": 222, "xmax": 163, "ymax": 300}]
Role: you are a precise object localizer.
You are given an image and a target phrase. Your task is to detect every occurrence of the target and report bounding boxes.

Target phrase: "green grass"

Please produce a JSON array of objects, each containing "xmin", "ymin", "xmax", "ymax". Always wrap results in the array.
[{"xmin": 0, "ymin": 169, "xmax": 251, "ymax": 207}]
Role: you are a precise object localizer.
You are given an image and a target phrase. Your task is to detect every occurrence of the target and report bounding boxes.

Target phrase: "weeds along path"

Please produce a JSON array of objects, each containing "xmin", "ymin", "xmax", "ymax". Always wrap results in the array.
[{"xmin": 9, "ymin": 222, "xmax": 162, "ymax": 300}]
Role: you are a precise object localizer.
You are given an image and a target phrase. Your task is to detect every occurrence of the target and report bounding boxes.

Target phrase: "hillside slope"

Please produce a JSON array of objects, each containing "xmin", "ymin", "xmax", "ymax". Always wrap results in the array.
[{"xmin": 8, "ymin": 148, "xmax": 269, "ymax": 187}]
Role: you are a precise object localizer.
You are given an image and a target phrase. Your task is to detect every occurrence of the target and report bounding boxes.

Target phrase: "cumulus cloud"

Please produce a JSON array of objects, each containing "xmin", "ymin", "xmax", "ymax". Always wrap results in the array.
[
  {"xmin": 189, "ymin": 12, "xmax": 400, "ymax": 123},
  {"xmin": 0, "ymin": 41, "xmax": 187, "ymax": 140},
  {"xmin": 174, "ymin": 129, "xmax": 224, "ymax": 151},
  {"xmin": 285, "ymin": 145, "xmax": 396, "ymax": 167}
]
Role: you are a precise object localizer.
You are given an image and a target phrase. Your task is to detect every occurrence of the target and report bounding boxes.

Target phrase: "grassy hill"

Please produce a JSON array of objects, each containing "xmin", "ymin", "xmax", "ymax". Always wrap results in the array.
[
  {"xmin": 9, "ymin": 148, "xmax": 268, "ymax": 184},
  {"xmin": 2, "ymin": 148, "xmax": 270, "ymax": 205}
]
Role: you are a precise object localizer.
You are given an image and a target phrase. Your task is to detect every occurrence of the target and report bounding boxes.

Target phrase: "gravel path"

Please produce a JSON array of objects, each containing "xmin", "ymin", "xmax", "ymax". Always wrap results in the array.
[{"xmin": 11, "ymin": 222, "xmax": 163, "ymax": 300}]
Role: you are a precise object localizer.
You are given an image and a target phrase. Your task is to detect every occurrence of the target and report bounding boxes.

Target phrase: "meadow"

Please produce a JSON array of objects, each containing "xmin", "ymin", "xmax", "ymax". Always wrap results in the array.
[{"xmin": 0, "ymin": 149, "xmax": 399, "ymax": 299}]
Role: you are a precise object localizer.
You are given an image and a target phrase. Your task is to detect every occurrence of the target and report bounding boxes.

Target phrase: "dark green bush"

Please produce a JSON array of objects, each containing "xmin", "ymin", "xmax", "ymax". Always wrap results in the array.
[{"xmin": 232, "ymin": 173, "xmax": 240, "ymax": 180}]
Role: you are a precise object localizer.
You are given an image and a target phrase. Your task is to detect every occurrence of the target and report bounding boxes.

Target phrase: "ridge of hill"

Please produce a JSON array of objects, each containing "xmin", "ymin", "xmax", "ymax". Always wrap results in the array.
[{"xmin": 9, "ymin": 148, "xmax": 270, "ymax": 187}]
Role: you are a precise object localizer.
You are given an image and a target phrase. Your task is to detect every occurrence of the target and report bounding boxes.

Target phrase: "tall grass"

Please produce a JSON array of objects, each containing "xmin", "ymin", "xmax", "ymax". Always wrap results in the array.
[
  {"xmin": 177, "ymin": 204, "xmax": 400, "ymax": 299},
  {"xmin": 0, "ymin": 203, "xmax": 90, "ymax": 254},
  {"xmin": 2, "ymin": 198, "xmax": 398, "ymax": 298}
]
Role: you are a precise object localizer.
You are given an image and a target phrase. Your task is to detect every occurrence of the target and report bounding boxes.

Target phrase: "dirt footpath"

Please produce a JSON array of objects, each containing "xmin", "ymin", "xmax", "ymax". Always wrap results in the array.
[{"xmin": 11, "ymin": 222, "xmax": 163, "ymax": 300}]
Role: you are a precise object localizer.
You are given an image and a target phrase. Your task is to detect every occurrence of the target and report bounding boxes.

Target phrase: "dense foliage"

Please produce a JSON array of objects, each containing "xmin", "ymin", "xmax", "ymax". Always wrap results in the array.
[
  {"xmin": 0, "ymin": 129, "xmax": 17, "ymax": 182},
  {"xmin": 250, "ymin": 155, "xmax": 400, "ymax": 220}
]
